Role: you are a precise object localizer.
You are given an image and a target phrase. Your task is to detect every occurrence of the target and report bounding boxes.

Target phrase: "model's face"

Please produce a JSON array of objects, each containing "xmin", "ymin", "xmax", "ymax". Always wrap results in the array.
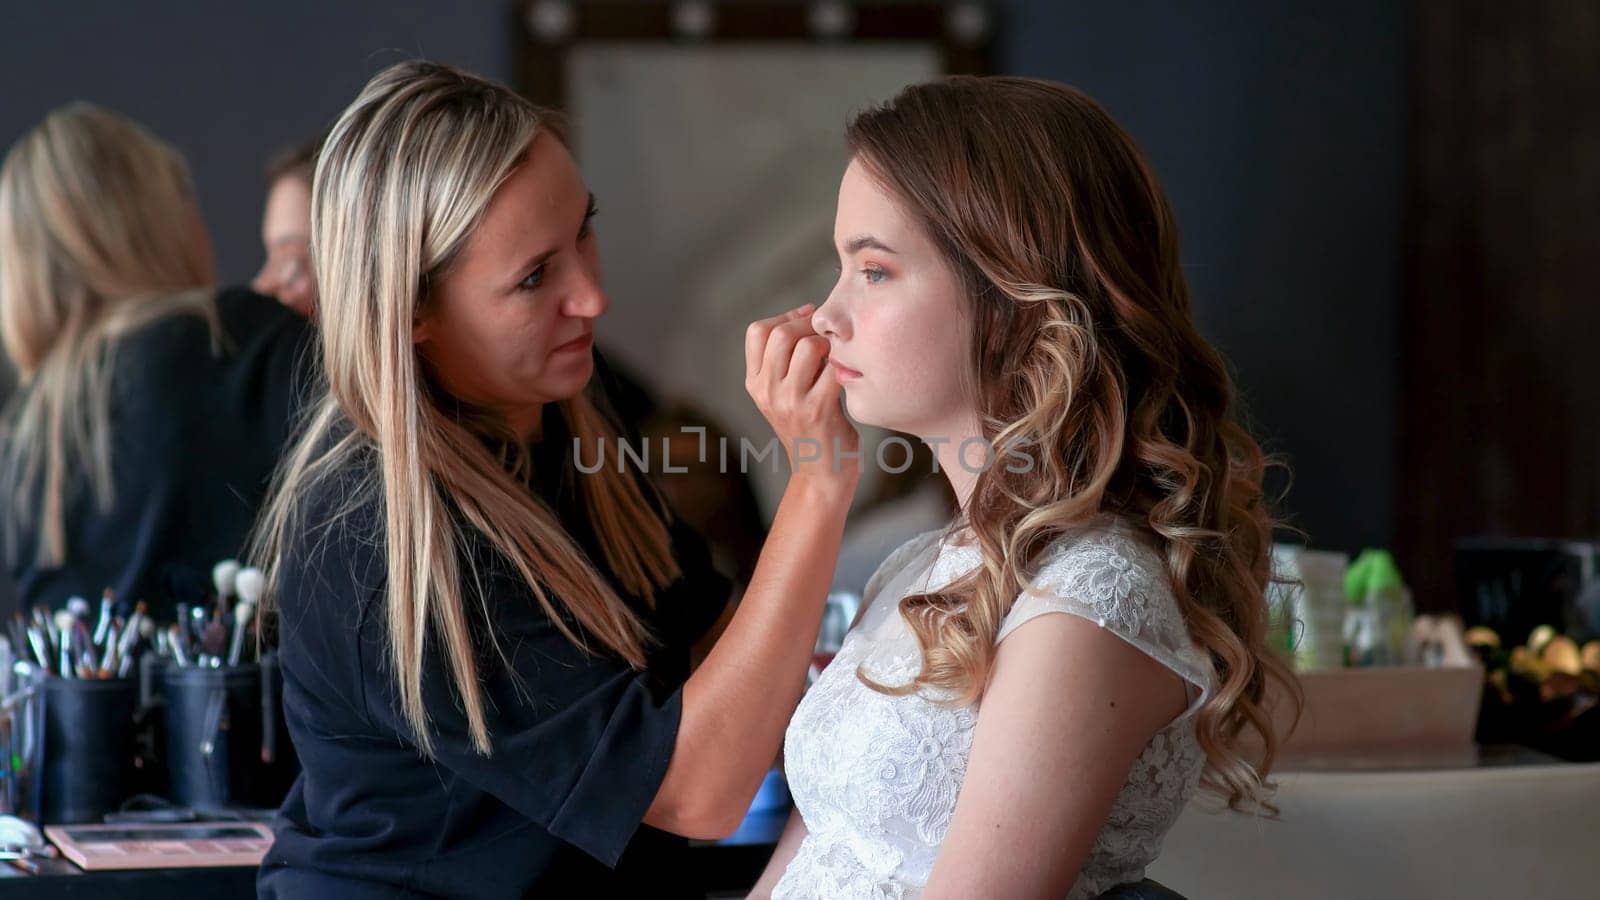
[{"xmin": 812, "ymin": 159, "xmax": 974, "ymax": 438}]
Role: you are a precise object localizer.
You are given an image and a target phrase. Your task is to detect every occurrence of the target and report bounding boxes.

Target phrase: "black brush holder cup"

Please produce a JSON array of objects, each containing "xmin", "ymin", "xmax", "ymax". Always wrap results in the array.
[
  {"xmin": 41, "ymin": 676, "xmax": 138, "ymax": 823},
  {"xmin": 162, "ymin": 660, "xmax": 295, "ymax": 809}
]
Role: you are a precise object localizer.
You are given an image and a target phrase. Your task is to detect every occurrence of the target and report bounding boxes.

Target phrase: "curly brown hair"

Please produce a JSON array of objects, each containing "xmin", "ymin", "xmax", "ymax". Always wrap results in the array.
[{"xmin": 847, "ymin": 75, "xmax": 1299, "ymax": 811}]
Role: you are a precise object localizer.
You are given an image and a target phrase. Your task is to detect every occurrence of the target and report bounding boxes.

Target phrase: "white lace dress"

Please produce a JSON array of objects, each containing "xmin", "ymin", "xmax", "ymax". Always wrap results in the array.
[{"xmin": 773, "ymin": 519, "xmax": 1215, "ymax": 899}]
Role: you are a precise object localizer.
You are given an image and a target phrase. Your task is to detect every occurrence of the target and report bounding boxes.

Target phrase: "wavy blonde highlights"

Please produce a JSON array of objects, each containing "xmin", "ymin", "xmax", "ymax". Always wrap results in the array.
[
  {"xmin": 848, "ymin": 77, "xmax": 1299, "ymax": 811},
  {"xmin": 251, "ymin": 61, "xmax": 680, "ymax": 757},
  {"xmin": 0, "ymin": 103, "xmax": 217, "ymax": 565}
]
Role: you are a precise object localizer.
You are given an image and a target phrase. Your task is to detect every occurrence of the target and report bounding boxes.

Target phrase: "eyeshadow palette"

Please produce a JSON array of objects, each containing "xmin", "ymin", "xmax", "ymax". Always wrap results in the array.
[{"xmin": 43, "ymin": 821, "xmax": 272, "ymax": 870}]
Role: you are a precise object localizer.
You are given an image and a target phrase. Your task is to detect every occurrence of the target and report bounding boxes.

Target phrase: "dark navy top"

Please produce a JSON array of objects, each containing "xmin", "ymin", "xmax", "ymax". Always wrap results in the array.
[{"xmin": 258, "ymin": 405, "xmax": 731, "ymax": 899}]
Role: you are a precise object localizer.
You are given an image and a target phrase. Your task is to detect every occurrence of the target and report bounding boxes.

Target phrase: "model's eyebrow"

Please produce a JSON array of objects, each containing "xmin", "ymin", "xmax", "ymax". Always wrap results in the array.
[{"xmin": 842, "ymin": 234, "xmax": 897, "ymax": 255}]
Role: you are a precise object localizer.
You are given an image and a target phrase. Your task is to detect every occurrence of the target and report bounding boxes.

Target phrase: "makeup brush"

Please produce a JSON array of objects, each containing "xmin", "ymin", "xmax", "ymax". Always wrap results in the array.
[
  {"xmin": 212, "ymin": 559, "xmax": 241, "ymax": 607},
  {"xmin": 121, "ymin": 618, "xmax": 156, "ymax": 677},
  {"xmin": 99, "ymin": 624, "xmax": 119, "ymax": 677},
  {"xmin": 65, "ymin": 596, "xmax": 90, "ymax": 625},
  {"xmin": 167, "ymin": 625, "xmax": 191, "ymax": 667},
  {"xmin": 9, "ymin": 614, "xmax": 31, "ymax": 665},
  {"xmin": 231, "ymin": 568, "xmax": 266, "ymax": 664},
  {"xmin": 74, "ymin": 621, "xmax": 96, "ymax": 677},
  {"xmin": 235, "ymin": 567, "xmax": 265, "ymax": 606},
  {"xmin": 57, "ymin": 621, "xmax": 75, "ymax": 679},
  {"xmin": 227, "ymin": 601, "xmax": 256, "ymax": 667},
  {"xmin": 35, "ymin": 606, "xmax": 58, "ymax": 656},
  {"xmin": 52, "ymin": 610, "xmax": 74, "ymax": 652},
  {"xmin": 23, "ymin": 619, "xmax": 50, "ymax": 674},
  {"xmin": 92, "ymin": 589, "xmax": 114, "ymax": 646},
  {"xmin": 202, "ymin": 615, "xmax": 229, "ymax": 663},
  {"xmin": 117, "ymin": 601, "xmax": 148, "ymax": 657}
]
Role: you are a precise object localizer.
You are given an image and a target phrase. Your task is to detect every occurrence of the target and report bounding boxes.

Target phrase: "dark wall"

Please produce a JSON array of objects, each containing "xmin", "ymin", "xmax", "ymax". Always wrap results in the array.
[
  {"xmin": 1399, "ymin": 2, "xmax": 1600, "ymax": 608},
  {"xmin": 999, "ymin": 1, "xmax": 1408, "ymax": 557},
  {"xmin": 0, "ymin": 1, "xmax": 512, "ymax": 289},
  {"xmin": 0, "ymin": 1, "xmax": 1408, "ymax": 559}
]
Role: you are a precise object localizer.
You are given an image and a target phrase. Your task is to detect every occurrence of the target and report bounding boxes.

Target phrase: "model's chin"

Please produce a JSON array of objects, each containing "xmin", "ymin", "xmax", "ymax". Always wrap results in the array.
[
  {"xmin": 841, "ymin": 388, "xmax": 887, "ymax": 431},
  {"xmin": 844, "ymin": 390, "xmax": 937, "ymax": 440}
]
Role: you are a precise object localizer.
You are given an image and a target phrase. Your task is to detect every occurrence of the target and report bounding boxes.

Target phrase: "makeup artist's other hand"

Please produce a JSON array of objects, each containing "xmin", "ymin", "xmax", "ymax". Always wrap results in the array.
[{"xmin": 745, "ymin": 304, "xmax": 859, "ymax": 489}]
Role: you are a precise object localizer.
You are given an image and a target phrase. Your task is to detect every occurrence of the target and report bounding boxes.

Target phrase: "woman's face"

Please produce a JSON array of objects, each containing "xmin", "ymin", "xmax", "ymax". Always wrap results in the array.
[
  {"xmin": 415, "ymin": 133, "xmax": 602, "ymax": 442},
  {"xmin": 251, "ymin": 174, "xmax": 316, "ymax": 317},
  {"xmin": 812, "ymin": 159, "xmax": 974, "ymax": 439}
]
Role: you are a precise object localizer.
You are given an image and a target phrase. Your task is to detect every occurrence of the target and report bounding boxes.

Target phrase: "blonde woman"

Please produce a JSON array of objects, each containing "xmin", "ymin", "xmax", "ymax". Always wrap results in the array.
[
  {"xmin": 752, "ymin": 77, "xmax": 1299, "ymax": 899},
  {"xmin": 0, "ymin": 103, "xmax": 309, "ymax": 617},
  {"xmin": 251, "ymin": 62, "xmax": 856, "ymax": 899}
]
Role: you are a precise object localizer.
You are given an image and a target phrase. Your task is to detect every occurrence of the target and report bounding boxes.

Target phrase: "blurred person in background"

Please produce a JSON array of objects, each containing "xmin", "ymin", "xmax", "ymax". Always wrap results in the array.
[
  {"xmin": 0, "ymin": 102, "xmax": 311, "ymax": 617},
  {"xmin": 252, "ymin": 135, "xmax": 321, "ymax": 318}
]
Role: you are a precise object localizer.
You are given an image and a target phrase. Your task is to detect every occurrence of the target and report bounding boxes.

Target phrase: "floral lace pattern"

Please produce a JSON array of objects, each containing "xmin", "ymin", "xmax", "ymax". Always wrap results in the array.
[{"xmin": 774, "ymin": 520, "xmax": 1214, "ymax": 900}]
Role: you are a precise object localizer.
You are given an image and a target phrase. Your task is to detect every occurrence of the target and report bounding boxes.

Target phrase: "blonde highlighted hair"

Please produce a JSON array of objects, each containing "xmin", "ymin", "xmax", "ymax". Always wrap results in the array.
[
  {"xmin": 0, "ymin": 103, "xmax": 217, "ymax": 564},
  {"xmin": 848, "ymin": 77, "xmax": 1299, "ymax": 811},
  {"xmin": 251, "ymin": 61, "xmax": 680, "ymax": 757}
]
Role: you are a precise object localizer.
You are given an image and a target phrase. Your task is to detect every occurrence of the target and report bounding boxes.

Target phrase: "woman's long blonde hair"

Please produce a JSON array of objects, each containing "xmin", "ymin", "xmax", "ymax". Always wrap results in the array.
[
  {"xmin": 0, "ymin": 103, "xmax": 217, "ymax": 565},
  {"xmin": 251, "ymin": 61, "xmax": 681, "ymax": 757},
  {"xmin": 850, "ymin": 77, "xmax": 1299, "ymax": 811}
]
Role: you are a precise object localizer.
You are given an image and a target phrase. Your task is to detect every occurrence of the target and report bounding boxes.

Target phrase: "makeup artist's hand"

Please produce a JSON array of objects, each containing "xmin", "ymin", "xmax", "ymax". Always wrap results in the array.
[
  {"xmin": 745, "ymin": 304, "xmax": 859, "ymax": 489},
  {"xmin": 651, "ymin": 304, "xmax": 857, "ymax": 841}
]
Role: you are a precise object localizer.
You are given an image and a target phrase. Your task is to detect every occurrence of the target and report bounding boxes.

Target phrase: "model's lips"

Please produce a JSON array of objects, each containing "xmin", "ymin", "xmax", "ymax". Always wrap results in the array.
[
  {"xmin": 828, "ymin": 357, "xmax": 863, "ymax": 381},
  {"xmin": 553, "ymin": 332, "xmax": 593, "ymax": 353}
]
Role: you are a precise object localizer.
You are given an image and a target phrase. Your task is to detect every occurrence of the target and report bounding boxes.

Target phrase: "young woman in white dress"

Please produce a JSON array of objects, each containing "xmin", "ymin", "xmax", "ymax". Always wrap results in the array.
[{"xmin": 750, "ymin": 76, "xmax": 1298, "ymax": 899}]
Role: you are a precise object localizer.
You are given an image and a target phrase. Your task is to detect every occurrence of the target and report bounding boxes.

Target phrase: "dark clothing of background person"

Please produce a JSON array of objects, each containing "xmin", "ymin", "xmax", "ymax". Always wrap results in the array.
[{"xmin": 2, "ymin": 287, "xmax": 312, "ymax": 619}]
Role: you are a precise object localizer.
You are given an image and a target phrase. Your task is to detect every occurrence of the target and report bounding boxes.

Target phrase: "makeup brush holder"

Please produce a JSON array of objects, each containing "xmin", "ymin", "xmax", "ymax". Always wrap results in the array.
[
  {"xmin": 40, "ymin": 675, "xmax": 138, "ymax": 823},
  {"xmin": 162, "ymin": 658, "xmax": 295, "ymax": 809}
]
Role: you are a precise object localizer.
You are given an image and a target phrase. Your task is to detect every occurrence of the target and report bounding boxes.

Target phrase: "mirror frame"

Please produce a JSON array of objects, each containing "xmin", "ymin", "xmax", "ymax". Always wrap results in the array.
[{"xmin": 515, "ymin": 1, "xmax": 994, "ymax": 108}]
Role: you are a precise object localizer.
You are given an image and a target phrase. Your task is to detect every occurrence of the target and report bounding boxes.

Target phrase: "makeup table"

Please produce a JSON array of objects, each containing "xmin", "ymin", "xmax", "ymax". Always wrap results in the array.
[{"xmin": 0, "ymin": 817, "xmax": 788, "ymax": 899}]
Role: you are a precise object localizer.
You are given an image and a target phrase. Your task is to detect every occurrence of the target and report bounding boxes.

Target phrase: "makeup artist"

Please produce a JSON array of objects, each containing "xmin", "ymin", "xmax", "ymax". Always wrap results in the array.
[
  {"xmin": 0, "ymin": 103, "xmax": 309, "ymax": 619},
  {"xmin": 252, "ymin": 61, "xmax": 856, "ymax": 899}
]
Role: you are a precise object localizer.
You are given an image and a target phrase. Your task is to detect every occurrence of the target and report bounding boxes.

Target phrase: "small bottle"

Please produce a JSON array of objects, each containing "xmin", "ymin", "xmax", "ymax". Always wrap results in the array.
[
  {"xmin": 1266, "ymin": 546, "xmax": 1298, "ymax": 657},
  {"xmin": 1285, "ymin": 548, "xmax": 1350, "ymax": 671},
  {"xmin": 1344, "ymin": 549, "xmax": 1414, "ymax": 667}
]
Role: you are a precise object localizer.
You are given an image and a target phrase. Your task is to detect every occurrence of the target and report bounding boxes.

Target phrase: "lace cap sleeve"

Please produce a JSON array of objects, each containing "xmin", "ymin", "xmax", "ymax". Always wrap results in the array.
[
  {"xmin": 997, "ymin": 526, "xmax": 1213, "ymax": 712},
  {"xmin": 855, "ymin": 529, "xmax": 944, "ymax": 627}
]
